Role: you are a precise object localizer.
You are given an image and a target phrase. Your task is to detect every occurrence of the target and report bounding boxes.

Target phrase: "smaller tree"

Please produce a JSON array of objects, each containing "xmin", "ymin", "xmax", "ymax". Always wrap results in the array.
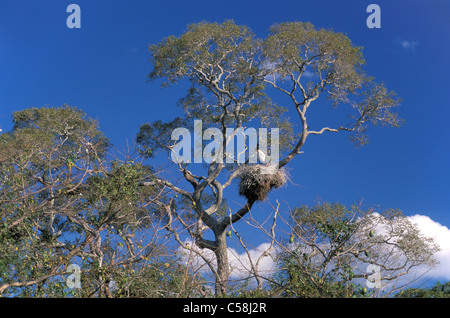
[
  {"xmin": 111, "ymin": 255, "xmax": 208, "ymax": 298},
  {"xmin": 395, "ymin": 281, "xmax": 450, "ymax": 298},
  {"xmin": 273, "ymin": 202, "xmax": 440, "ymax": 297},
  {"xmin": 0, "ymin": 105, "xmax": 109, "ymax": 295},
  {"xmin": 0, "ymin": 105, "xmax": 171, "ymax": 297}
]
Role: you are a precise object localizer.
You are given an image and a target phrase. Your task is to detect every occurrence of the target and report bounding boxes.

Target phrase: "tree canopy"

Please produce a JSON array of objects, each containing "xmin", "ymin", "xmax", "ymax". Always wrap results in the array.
[{"xmin": 137, "ymin": 20, "xmax": 404, "ymax": 295}]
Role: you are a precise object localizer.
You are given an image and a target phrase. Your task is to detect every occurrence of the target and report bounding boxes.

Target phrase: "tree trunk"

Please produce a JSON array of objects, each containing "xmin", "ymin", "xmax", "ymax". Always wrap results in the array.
[{"xmin": 214, "ymin": 231, "xmax": 230, "ymax": 296}]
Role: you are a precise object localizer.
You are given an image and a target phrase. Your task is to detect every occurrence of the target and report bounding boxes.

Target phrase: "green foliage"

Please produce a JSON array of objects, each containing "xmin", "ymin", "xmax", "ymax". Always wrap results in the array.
[
  {"xmin": 395, "ymin": 281, "xmax": 450, "ymax": 298},
  {"xmin": 0, "ymin": 105, "xmax": 110, "ymax": 296},
  {"xmin": 10, "ymin": 105, "xmax": 109, "ymax": 158},
  {"xmin": 263, "ymin": 22, "xmax": 402, "ymax": 146},
  {"xmin": 225, "ymin": 280, "xmax": 274, "ymax": 298},
  {"xmin": 148, "ymin": 20, "xmax": 258, "ymax": 86},
  {"xmin": 112, "ymin": 259, "xmax": 205, "ymax": 298},
  {"xmin": 270, "ymin": 201, "xmax": 440, "ymax": 298},
  {"xmin": 275, "ymin": 248, "xmax": 363, "ymax": 298},
  {"xmin": 0, "ymin": 105, "xmax": 164, "ymax": 297},
  {"xmin": 0, "ymin": 20, "xmax": 417, "ymax": 298},
  {"xmin": 143, "ymin": 20, "xmax": 296, "ymax": 159},
  {"xmin": 292, "ymin": 202, "xmax": 359, "ymax": 246},
  {"xmin": 142, "ymin": 19, "xmax": 402, "ymax": 172},
  {"xmin": 136, "ymin": 117, "xmax": 186, "ymax": 158},
  {"xmin": 141, "ymin": 20, "xmax": 405, "ymax": 297},
  {"xmin": 264, "ymin": 21, "xmax": 365, "ymax": 89}
]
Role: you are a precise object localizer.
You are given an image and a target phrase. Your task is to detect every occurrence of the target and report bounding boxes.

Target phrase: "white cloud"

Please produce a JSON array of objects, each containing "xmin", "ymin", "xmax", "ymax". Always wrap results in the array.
[
  {"xmin": 399, "ymin": 39, "xmax": 418, "ymax": 50},
  {"xmin": 408, "ymin": 214, "xmax": 450, "ymax": 280},
  {"xmin": 227, "ymin": 243, "xmax": 277, "ymax": 278},
  {"xmin": 179, "ymin": 241, "xmax": 277, "ymax": 280},
  {"xmin": 364, "ymin": 213, "xmax": 450, "ymax": 284}
]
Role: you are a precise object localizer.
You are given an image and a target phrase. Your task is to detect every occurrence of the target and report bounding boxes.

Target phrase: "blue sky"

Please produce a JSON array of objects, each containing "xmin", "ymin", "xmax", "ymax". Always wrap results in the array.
[{"xmin": 1, "ymin": 0, "xmax": 450, "ymax": 280}]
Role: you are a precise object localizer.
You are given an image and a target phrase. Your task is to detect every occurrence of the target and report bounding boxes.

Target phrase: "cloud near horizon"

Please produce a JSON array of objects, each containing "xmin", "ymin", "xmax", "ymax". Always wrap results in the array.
[
  {"xmin": 179, "ymin": 214, "xmax": 450, "ymax": 287},
  {"xmin": 408, "ymin": 214, "xmax": 450, "ymax": 280},
  {"xmin": 180, "ymin": 241, "xmax": 277, "ymax": 280}
]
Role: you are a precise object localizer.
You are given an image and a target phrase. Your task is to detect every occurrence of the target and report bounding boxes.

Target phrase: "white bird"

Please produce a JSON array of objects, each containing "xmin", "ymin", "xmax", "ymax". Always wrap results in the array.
[{"xmin": 257, "ymin": 149, "xmax": 266, "ymax": 163}]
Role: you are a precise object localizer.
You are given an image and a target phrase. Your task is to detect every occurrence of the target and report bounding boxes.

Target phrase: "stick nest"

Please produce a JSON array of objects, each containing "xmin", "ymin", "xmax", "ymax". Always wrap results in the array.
[{"xmin": 237, "ymin": 164, "xmax": 288, "ymax": 202}]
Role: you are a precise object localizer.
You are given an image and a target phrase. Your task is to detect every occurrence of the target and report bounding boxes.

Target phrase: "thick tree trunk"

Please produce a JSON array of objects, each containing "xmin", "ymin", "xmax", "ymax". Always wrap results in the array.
[
  {"xmin": 214, "ymin": 231, "xmax": 230, "ymax": 296},
  {"xmin": 210, "ymin": 199, "xmax": 255, "ymax": 296}
]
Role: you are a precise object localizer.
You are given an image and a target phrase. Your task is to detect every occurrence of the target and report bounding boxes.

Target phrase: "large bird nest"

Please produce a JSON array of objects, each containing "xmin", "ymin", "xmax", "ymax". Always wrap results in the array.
[{"xmin": 237, "ymin": 164, "xmax": 288, "ymax": 202}]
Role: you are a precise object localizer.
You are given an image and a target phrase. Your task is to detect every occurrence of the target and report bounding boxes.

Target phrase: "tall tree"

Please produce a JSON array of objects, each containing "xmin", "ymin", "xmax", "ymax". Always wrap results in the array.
[{"xmin": 138, "ymin": 20, "xmax": 403, "ymax": 295}]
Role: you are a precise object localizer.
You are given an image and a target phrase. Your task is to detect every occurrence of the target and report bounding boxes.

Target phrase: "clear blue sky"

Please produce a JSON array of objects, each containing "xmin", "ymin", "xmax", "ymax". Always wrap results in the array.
[{"xmin": 1, "ymin": 0, "xmax": 449, "ymax": 232}]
